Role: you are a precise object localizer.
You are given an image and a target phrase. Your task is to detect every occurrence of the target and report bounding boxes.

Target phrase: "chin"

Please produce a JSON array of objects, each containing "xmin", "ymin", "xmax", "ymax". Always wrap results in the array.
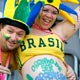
[
  {"xmin": 8, "ymin": 47, "xmax": 15, "ymax": 51},
  {"xmin": 7, "ymin": 46, "xmax": 18, "ymax": 51},
  {"xmin": 7, "ymin": 44, "xmax": 19, "ymax": 50}
]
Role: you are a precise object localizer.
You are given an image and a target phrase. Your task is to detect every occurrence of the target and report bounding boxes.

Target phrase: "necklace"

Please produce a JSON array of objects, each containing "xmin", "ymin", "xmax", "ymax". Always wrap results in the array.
[
  {"xmin": 0, "ymin": 48, "xmax": 12, "ymax": 80},
  {"xmin": 32, "ymin": 23, "xmax": 67, "ymax": 44},
  {"xmin": 32, "ymin": 23, "xmax": 53, "ymax": 34}
]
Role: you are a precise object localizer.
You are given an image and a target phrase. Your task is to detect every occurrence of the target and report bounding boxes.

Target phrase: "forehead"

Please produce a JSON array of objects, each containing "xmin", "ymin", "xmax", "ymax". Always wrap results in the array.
[
  {"xmin": 4, "ymin": 25, "xmax": 25, "ymax": 32},
  {"xmin": 43, "ymin": 5, "xmax": 58, "ymax": 11}
]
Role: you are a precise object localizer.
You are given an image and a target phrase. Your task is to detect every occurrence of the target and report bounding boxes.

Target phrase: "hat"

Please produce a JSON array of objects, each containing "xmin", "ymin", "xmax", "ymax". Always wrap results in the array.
[
  {"xmin": 27, "ymin": 1, "xmax": 43, "ymax": 27},
  {"xmin": 42, "ymin": 0, "xmax": 61, "ymax": 9},
  {"xmin": 31, "ymin": 0, "xmax": 79, "ymax": 25},
  {"xmin": 0, "ymin": 0, "xmax": 30, "ymax": 34}
]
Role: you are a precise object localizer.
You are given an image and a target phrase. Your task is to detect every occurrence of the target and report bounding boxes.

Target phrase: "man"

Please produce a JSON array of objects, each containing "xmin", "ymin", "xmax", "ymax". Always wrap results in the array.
[{"xmin": 0, "ymin": 0, "xmax": 30, "ymax": 80}]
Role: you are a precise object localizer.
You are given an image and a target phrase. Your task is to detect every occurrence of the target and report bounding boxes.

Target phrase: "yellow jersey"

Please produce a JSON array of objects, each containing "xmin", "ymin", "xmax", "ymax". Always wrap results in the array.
[{"xmin": 16, "ymin": 34, "xmax": 64, "ymax": 70}]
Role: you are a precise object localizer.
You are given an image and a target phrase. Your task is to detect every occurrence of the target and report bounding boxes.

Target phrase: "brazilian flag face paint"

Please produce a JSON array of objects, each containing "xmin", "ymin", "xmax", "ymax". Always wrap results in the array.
[
  {"xmin": 38, "ymin": 14, "xmax": 41, "ymax": 20},
  {"xmin": 2, "ymin": 31, "xmax": 24, "ymax": 44},
  {"xmin": 2, "ymin": 32, "xmax": 11, "ymax": 40},
  {"xmin": 17, "ymin": 38, "xmax": 24, "ymax": 44}
]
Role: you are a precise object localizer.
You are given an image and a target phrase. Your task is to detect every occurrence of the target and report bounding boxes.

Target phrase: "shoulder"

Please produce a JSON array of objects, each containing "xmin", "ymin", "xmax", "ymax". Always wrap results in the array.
[{"xmin": 52, "ymin": 6, "xmax": 80, "ymax": 40}]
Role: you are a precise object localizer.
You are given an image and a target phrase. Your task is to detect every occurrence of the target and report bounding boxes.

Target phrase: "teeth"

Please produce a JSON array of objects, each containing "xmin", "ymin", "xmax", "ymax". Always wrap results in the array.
[
  {"xmin": 43, "ymin": 19, "xmax": 50, "ymax": 23},
  {"xmin": 45, "ymin": 20, "xmax": 49, "ymax": 23}
]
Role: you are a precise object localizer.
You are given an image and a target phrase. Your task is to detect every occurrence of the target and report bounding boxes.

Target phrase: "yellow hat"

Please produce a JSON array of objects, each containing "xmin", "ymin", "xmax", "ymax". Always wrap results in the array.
[
  {"xmin": 43, "ymin": 0, "xmax": 61, "ymax": 9},
  {"xmin": 34, "ymin": 0, "xmax": 61, "ymax": 10}
]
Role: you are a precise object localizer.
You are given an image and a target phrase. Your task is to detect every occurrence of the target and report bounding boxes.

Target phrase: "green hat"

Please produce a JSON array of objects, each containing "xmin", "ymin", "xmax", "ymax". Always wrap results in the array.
[{"xmin": 0, "ymin": 0, "xmax": 30, "ymax": 34}]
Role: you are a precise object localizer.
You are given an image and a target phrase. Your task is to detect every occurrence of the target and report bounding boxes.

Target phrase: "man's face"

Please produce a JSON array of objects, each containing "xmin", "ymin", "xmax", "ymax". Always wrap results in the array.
[{"xmin": 0, "ymin": 24, "xmax": 26, "ymax": 50}]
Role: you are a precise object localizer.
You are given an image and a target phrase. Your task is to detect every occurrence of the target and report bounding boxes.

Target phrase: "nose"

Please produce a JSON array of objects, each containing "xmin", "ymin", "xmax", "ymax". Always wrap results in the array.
[
  {"xmin": 10, "ymin": 33, "xmax": 18, "ymax": 41},
  {"xmin": 46, "ymin": 12, "xmax": 52, "ymax": 18}
]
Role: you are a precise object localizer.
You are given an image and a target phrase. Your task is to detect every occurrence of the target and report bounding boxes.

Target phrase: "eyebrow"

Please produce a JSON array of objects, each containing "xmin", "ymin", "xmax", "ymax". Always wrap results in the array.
[
  {"xmin": 8, "ymin": 26, "xmax": 25, "ymax": 33},
  {"xmin": 42, "ymin": 6, "xmax": 59, "ymax": 13}
]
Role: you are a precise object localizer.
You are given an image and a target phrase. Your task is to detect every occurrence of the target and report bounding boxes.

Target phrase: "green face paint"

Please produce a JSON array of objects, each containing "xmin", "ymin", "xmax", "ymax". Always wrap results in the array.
[
  {"xmin": 38, "ymin": 14, "xmax": 40, "ymax": 19},
  {"xmin": 3, "ymin": 32, "xmax": 10, "ymax": 40},
  {"xmin": 17, "ymin": 39, "xmax": 23, "ymax": 44},
  {"xmin": 26, "ymin": 74, "xmax": 33, "ymax": 80},
  {"xmin": 3, "ymin": 31, "xmax": 23, "ymax": 44}
]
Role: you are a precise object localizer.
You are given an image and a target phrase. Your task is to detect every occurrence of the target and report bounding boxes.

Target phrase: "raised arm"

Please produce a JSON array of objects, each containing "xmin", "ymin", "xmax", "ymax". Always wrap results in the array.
[{"xmin": 54, "ymin": 6, "xmax": 80, "ymax": 41}]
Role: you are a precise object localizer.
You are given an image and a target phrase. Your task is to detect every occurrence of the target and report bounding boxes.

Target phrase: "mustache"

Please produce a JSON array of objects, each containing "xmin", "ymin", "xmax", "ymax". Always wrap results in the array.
[{"xmin": 8, "ymin": 40, "xmax": 18, "ymax": 44}]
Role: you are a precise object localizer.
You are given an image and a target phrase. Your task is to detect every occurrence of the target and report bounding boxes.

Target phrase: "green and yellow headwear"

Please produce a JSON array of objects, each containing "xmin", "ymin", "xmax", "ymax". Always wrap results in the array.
[
  {"xmin": 43, "ymin": 0, "xmax": 61, "ymax": 10},
  {"xmin": 0, "ymin": 0, "xmax": 31, "ymax": 34},
  {"xmin": 33, "ymin": 0, "xmax": 79, "ymax": 25}
]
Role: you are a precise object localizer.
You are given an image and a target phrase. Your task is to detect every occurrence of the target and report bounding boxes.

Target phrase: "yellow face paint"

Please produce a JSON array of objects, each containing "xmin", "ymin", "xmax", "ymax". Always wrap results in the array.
[
  {"xmin": 2, "ymin": 31, "xmax": 24, "ymax": 44},
  {"xmin": 17, "ymin": 38, "xmax": 24, "ymax": 44},
  {"xmin": 2, "ymin": 32, "xmax": 10, "ymax": 40}
]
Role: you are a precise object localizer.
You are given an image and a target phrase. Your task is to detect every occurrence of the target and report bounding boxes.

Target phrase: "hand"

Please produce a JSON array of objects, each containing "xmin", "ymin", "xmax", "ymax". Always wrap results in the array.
[
  {"xmin": 66, "ymin": 65, "xmax": 76, "ymax": 80},
  {"xmin": 0, "ymin": 65, "xmax": 11, "ymax": 75}
]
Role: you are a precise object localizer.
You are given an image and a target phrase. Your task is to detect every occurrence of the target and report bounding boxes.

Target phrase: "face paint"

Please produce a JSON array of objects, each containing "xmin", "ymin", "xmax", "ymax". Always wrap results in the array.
[
  {"xmin": 31, "ymin": 58, "xmax": 62, "ymax": 72},
  {"xmin": 38, "ymin": 14, "xmax": 40, "ymax": 20},
  {"xmin": 17, "ymin": 38, "xmax": 24, "ymax": 44},
  {"xmin": 35, "ymin": 71, "xmax": 67, "ymax": 80},
  {"xmin": 2, "ymin": 32, "xmax": 10, "ymax": 40},
  {"xmin": 26, "ymin": 72, "xmax": 67, "ymax": 80},
  {"xmin": 26, "ymin": 74, "xmax": 33, "ymax": 80}
]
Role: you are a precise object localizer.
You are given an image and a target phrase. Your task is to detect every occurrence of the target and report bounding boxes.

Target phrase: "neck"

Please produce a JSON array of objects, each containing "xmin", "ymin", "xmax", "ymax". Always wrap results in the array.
[{"xmin": 32, "ymin": 23, "xmax": 53, "ymax": 34}]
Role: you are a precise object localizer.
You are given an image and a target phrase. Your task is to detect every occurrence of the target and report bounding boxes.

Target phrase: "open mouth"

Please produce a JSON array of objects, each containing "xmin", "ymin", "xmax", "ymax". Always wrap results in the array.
[
  {"xmin": 43, "ymin": 18, "xmax": 52, "ymax": 25},
  {"xmin": 8, "ymin": 41, "xmax": 17, "ymax": 47}
]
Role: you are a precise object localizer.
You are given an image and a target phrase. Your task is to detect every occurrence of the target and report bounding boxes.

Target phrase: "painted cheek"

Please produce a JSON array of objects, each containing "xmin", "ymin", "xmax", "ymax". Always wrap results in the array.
[
  {"xmin": 38, "ymin": 14, "xmax": 41, "ymax": 20},
  {"xmin": 3, "ymin": 32, "xmax": 11, "ymax": 40},
  {"xmin": 17, "ymin": 38, "xmax": 24, "ymax": 44}
]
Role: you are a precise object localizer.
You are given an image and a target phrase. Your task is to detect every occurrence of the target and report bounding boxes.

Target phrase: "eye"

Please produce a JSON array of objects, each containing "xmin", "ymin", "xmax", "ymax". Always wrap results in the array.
[
  {"xmin": 17, "ymin": 33, "xmax": 24, "ymax": 37},
  {"xmin": 42, "ymin": 8, "xmax": 48, "ymax": 13},
  {"xmin": 18, "ymin": 34, "xmax": 23, "ymax": 37},
  {"xmin": 7, "ymin": 30, "xmax": 13, "ymax": 33},
  {"xmin": 52, "ymin": 11, "xmax": 58, "ymax": 15}
]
